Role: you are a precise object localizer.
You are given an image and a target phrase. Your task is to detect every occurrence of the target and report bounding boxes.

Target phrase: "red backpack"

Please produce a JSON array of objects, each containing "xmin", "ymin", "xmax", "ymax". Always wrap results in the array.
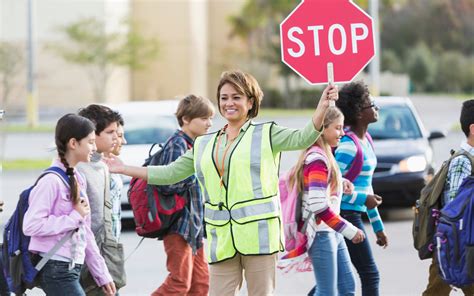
[{"xmin": 128, "ymin": 135, "xmax": 192, "ymax": 239}]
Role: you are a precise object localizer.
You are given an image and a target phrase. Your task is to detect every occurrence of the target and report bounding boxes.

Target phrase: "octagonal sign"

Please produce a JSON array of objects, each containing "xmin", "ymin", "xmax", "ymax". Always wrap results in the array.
[{"xmin": 280, "ymin": 0, "xmax": 375, "ymax": 85}]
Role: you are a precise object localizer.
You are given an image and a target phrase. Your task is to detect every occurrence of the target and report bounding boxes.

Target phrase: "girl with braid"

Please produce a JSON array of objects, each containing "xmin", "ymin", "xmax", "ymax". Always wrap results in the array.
[{"xmin": 23, "ymin": 114, "xmax": 116, "ymax": 296}]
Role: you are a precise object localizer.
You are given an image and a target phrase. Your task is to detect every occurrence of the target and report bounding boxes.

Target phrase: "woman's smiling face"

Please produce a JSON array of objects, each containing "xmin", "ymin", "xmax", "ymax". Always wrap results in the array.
[{"xmin": 218, "ymin": 83, "xmax": 253, "ymax": 124}]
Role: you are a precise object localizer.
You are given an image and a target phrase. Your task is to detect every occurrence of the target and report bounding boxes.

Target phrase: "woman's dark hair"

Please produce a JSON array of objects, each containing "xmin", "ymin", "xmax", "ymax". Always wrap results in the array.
[
  {"xmin": 55, "ymin": 113, "xmax": 95, "ymax": 204},
  {"xmin": 336, "ymin": 81, "xmax": 370, "ymax": 127}
]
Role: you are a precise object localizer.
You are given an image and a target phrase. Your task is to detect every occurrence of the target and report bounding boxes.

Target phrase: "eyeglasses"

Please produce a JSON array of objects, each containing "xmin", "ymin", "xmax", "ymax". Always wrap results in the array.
[{"xmin": 362, "ymin": 101, "xmax": 379, "ymax": 111}]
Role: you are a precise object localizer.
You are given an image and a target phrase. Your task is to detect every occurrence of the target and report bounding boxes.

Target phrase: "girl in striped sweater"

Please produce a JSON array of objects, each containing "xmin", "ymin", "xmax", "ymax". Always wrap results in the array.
[{"xmin": 290, "ymin": 107, "xmax": 365, "ymax": 296}]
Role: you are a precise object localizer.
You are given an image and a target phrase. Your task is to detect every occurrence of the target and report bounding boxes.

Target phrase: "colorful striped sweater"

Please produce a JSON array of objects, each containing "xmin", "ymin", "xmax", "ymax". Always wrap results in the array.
[
  {"xmin": 335, "ymin": 135, "xmax": 384, "ymax": 233},
  {"xmin": 301, "ymin": 147, "xmax": 358, "ymax": 248}
]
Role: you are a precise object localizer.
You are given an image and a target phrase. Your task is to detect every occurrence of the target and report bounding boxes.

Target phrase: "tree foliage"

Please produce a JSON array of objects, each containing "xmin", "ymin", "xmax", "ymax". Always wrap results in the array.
[
  {"xmin": 229, "ymin": 0, "xmax": 473, "ymax": 95},
  {"xmin": 0, "ymin": 42, "xmax": 23, "ymax": 108},
  {"xmin": 48, "ymin": 17, "xmax": 159, "ymax": 102}
]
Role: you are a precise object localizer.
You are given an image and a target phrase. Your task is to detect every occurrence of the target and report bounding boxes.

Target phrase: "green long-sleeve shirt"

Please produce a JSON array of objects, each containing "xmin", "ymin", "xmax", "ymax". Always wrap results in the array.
[{"xmin": 148, "ymin": 120, "xmax": 321, "ymax": 186}]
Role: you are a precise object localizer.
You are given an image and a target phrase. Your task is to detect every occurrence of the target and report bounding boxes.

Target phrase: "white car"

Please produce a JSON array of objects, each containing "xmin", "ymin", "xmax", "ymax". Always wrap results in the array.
[{"xmin": 110, "ymin": 100, "xmax": 180, "ymax": 221}]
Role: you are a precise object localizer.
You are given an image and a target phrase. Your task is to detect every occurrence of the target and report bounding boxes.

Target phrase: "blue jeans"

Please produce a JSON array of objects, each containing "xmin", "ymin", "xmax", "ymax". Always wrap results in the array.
[
  {"xmin": 340, "ymin": 210, "xmax": 380, "ymax": 296},
  {"xmin": 38, "ymin": 260, "xmax": 85, "ymax": 296},
  {"xmin": 308, "ymin": 231, "xmax": 355, "ymax": 296}
]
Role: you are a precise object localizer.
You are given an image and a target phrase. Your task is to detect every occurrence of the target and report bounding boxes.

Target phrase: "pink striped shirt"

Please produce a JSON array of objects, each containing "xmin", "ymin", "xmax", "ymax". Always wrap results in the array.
[{"xmin": 301, "ymin": 147, "xmax": 358, "ymax": 247}]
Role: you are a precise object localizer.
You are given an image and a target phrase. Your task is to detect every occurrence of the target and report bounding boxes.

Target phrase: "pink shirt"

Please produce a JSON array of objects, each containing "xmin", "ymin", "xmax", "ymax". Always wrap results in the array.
[{"xmin": 23, "ymin": 159, "xmax": 113, "ymax": 287}]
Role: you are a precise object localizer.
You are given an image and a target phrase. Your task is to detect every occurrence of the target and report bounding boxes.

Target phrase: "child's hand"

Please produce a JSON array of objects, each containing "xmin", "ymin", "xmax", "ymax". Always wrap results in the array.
[
  {"xmin": 74, "ymin": 199, "xmax": 90, "ymax": 217},
  {"xmin": 365, "ymin": 194, "xmax": 382, "ymax": 209},
  {"xmin": 342, "ymin": 179, "xmax": 354, "ymax": 195},
  {"xmin": 376, "ymin": 231, "xmax": 388, "ymax": 248},
  {"xmin": 351, "ymin": 229, "xmax": 365, "ymax": 244},
  {"xmin": 102, "ymin": 282, "xmax": 116, "ymax": 296}
]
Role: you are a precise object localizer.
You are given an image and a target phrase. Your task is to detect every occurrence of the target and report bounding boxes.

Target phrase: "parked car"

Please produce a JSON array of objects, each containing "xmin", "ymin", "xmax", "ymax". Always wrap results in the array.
[
  {"xmin": 368, "ymin": 97, "xmax": 445, "ymax": 207},
  {"xmin": 110, "ymin": 100, "xmax": 180, "ymax": 221}
]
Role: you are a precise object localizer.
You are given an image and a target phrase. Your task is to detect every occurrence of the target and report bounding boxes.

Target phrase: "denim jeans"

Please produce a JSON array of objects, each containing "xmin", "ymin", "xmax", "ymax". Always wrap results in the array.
[
  {"xmin": 340, "ymin": 210, "xmax": 380, "ymax": 296},
  {"xmin": 38, "ymin": 260, "xmax": 85, "ymax": 296},
  {"xmin": 0, "ymin": 254, "xmax": 10, "ymax": 296},
  {"xmin": 308, "ymin": 231, "xmax": 355, "ymax": 296}
]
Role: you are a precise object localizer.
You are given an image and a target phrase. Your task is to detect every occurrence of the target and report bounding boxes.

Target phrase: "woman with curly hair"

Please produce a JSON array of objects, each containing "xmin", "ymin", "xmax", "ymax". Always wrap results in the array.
[{"xmin": 335, "ymin": 81, "xmax": 388, "ymax": 296}]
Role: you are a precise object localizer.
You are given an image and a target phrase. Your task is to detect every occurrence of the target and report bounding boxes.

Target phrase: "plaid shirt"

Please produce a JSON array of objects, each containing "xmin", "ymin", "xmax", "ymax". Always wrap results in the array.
[
  {"xmin": 443, "ymin": 141, "xmax": 474, "ymax": 206},
  {"xmin": 157, "ymin": 130, "xmax": 204, "ymax": 250}
]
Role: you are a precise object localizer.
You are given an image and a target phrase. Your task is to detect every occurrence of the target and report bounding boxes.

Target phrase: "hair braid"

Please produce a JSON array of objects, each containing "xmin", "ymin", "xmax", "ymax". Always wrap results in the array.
[{"xmin": 57, "ymin": 139, "xmax": 79, "ymax": 204}]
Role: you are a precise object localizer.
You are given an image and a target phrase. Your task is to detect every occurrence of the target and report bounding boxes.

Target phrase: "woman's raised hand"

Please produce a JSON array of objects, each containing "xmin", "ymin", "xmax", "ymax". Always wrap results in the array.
[
  {"xmin": 312, "ymin": 84, "xmax": 339, "ymax": 131},
  {"xmin": 318, "ymin": 84, "xmax": 339, "ymax": 109}
]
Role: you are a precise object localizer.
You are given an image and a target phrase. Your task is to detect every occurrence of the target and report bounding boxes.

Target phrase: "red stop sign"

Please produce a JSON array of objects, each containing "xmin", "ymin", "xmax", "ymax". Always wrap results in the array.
[{"xmin": 280, "ymin": 0, "xmax": 375, "ymax": 85}]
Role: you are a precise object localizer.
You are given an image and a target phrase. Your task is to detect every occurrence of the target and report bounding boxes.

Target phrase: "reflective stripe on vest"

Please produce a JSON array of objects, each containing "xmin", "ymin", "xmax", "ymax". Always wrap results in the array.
[
  {"xmin": 194, "ymin": 122, "xmax": 283, "ymax": 263},
  {"xmin": 195, "ymin": 133, "xmax": 215, "ymax": 203}
]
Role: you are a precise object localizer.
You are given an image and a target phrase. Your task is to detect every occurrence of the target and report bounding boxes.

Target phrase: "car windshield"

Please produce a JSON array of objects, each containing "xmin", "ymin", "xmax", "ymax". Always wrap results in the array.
[
  {"xmin": 123, "ymin": 114, "xmax": 177, "ymax": 144},
  {"xmin": 368, "ymin": 105, "xmax": 422, "ymax": 140}
]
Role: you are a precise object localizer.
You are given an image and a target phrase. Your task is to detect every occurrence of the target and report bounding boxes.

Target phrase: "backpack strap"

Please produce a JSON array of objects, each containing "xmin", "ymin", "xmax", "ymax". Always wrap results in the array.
[
  {"xmin": 35, "ymin": 166, "xmax": 70, "ymax": 188},
  {"xmin": 343, "ymin": 131, "xmax": 374, "ymax": 182},
  {"xmin": 450, "ymin": 150, "xmax": 474, "ymax": 175},
  {"xmin": 34, "ymin": 230, "xmax": 76, "ymax": 271}
]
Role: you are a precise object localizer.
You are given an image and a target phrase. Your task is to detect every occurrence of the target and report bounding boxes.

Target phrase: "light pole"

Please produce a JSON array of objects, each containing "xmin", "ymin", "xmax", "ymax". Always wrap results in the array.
[
  {"xmin": 369, "ymin": 0, "xmax": 380, "ymax": 96},
  {"xmin": 26, "ymin": 0, "xmax": 38, "ymax": 127}
]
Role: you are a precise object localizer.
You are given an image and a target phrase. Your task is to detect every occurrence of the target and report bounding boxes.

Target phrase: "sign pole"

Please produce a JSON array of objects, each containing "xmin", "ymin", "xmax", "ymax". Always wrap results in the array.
[{"xmin": 327, "ymin": 62, "xmax": 335, "ymax": 107}]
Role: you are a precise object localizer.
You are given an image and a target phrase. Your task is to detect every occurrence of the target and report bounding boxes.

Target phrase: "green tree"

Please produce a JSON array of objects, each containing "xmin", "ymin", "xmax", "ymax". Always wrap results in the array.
[
  {"xmin": 48, "ymin": 17, "xmax": 159, "ymax": 102},
  {"xmin": 434, "ymin": 51, "xmax": 471, "ymax": 93},
  {"xmin": 0, "ymin": 42, "xmax": 23, "ymax": 108},
  {"xmin": 406, "ymin": 42, "xmax": 436, "ymax": 92},
  {"xmin": 381, "ymin": 49, "xmax": 403, "ymax": 73}
]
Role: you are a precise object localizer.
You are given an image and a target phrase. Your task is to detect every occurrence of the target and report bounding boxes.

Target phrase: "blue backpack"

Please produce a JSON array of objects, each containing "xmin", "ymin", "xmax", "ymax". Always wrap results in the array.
[
  {"xmin": 2, "ymin": 167, "xmax": 75, "ymax": 295},
  {"xmin": 434, "ymin": 176, "xmax": 474, "ymax": 287}
]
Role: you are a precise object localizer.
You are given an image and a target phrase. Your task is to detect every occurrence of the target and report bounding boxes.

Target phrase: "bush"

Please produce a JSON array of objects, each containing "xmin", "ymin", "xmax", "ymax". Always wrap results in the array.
[
  {"xmin": 381, "ymin": 50, "xmax": 403, "ymax": 74},
  {"xmin": 433, "ymin": 51, "xmax": 470, "ymax": 93},
  {"xmin": 406, "ymin": 42, "xmax": 436, "ymax": 92}
]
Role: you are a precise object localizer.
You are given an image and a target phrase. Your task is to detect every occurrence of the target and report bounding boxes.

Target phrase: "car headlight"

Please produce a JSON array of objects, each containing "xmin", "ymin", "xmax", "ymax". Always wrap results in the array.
[{"xmin": 398, "ymin": 155, "xmax": 427, "ymax": 173}]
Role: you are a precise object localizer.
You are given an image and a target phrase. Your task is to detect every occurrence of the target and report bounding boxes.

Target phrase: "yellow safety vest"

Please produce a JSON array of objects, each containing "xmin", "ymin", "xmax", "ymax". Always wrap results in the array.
[{"xmin": 194, "ymin": 122, "xmax": 284, "ymax": 263}]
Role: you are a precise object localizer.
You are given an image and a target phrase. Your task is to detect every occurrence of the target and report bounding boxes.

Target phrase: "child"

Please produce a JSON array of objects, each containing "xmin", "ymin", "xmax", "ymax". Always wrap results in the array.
[
  {"xmin": 23, "ymin": 114, "xmax": 116, "ymax": 296},
  {"xmin": 291, "ymin": 107, "xmax": 365, "ymax": 296},
  {"xmin": 335, "ymin": 81, "xmax": 388, "ymax": 296},
  {"xmin": 76, "ymin": 104, "xmax": 126, "ymax": 294},
  {"xmin": 422, "ymin": 99, "xmax": 474, "ymax": 296},
  {"xmin": 151, "ymin": 94, "xmax": 214, "ymax": 296},
  {"xmin": 108, "ymin": 115, "xmax": 127, "ymax": 240}
]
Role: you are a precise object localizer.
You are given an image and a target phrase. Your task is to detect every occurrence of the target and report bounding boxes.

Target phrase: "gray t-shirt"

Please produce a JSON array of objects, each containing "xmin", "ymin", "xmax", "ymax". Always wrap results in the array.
[{"xmin": 76, "ymin": 152, "xmax": 107, "ymax": 236}]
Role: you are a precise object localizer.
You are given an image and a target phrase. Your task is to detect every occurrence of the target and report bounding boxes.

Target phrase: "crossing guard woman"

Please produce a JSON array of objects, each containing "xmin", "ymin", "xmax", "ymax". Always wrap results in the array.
[{"xmin": 106, "ymin": 70, "xmax": 338, "ymax": 296}]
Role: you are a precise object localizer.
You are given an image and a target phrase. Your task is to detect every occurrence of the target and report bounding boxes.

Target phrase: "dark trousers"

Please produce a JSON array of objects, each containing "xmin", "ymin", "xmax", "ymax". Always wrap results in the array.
[
  {"xmin": 422, "ymin": 256, "xmax": 474, "ymax": 296},
  {"xmin": 0, "ymin": 254, "xmax": 10, "ymax": 296},
  {"xmin": 39, "ymin": 260, "xmax": 85, "ymax": 296},
  {"xmin": 341, "ymin": 210, "xmax": 380, "ymax": 296}
]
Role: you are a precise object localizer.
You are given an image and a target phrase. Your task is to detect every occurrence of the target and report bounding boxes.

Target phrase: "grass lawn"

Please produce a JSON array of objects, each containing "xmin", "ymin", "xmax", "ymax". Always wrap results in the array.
[
  {"xmin": 2, "ymin": 124, "xmax": 54, "ymax": 133},
  {"xmin": 2, "ymin": 159, "xmax": 51, "ymax": 171}
]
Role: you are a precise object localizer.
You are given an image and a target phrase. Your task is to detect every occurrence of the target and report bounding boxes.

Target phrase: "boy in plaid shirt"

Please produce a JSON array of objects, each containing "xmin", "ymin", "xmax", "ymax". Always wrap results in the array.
[
  {"xmin": 423, "ymin": 99, "xmax": 474, "ymax": 296},
  {"xmin": 152, "ymin": 95, "xmax": 214, "ymax": 296}
]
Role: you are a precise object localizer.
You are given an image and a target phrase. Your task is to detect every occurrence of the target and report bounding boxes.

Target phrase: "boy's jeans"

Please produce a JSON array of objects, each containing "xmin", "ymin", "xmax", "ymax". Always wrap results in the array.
[
  {"xmin": 308, "ymin": 231, "xmax": 355, "ymax": 296},
  {"xmin": 39, "ymin": 260, "xmax": 85, "ymax": 296}
]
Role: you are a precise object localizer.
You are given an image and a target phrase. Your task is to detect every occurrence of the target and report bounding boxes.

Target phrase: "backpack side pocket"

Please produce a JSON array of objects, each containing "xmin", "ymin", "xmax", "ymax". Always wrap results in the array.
[{"xmin": 467, "ymin": 245, "xmax": 474, "ymax": 280}]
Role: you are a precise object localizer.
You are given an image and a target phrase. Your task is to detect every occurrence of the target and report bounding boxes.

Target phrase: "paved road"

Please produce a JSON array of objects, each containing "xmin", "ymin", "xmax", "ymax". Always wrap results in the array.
[{"xmin": 0, "ymin": 95, "xmax": 468, "ymax": 295}]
